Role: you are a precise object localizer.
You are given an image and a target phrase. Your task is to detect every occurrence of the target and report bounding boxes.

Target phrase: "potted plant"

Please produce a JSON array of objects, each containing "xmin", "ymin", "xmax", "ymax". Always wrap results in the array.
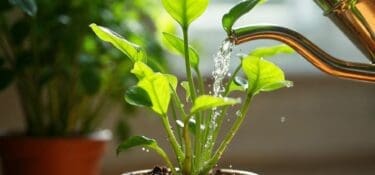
[
  {"xmin": 90, "ymin": 0, "xmax": 296, "ymax": 174},
  {"xmin": 0, "ymin": 0, "xmax": 167, "ymax": 174}
]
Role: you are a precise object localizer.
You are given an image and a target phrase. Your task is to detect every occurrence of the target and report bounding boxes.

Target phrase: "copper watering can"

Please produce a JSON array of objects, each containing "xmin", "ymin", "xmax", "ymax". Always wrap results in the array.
[{"xmin": 230, "ymin": 0, "xmax": 375, "ymax": 82}]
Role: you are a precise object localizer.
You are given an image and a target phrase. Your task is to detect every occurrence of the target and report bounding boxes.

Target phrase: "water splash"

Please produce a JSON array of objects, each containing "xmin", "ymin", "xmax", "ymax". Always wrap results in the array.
[
  {"xmin": 212, "ymin": 39, "xmax": 234, "ymax": 97},
  {"xmin": 204, "ymin": 40, "xmax": 234, "ymax": 149}
]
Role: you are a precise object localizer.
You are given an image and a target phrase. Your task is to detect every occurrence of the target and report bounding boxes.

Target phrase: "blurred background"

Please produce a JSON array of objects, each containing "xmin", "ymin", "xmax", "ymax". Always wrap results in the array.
[{"xmin": 0, "ymin": 0, "xmax": 374, "ymax": 175}]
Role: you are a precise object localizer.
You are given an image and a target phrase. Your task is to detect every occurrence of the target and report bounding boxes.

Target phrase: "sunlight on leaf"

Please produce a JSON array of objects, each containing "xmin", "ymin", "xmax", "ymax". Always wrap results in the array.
[
  {"xmin": 90, "ymin": 23, "xmax": 147, "ymax": 63},
  {"xmin": 131, "ymin": 61, "xmax": 154, "ymax": 80},
  {"xmin": 191, "ymin": 95, "xmax": 241, "ymax": 114},
  {"xmin": 164, "ymin": 74, "xmax": 178, "ymax": 91},
  {"xmin": 161, "ymin": 0, "xmax": 209, "ymax": 28},
  {"xmin": 242, "ymin": 55, "xmax": 292, "ymax": 95},
  {"xmin": 137, "ymin": 73, "xmax": 171, "ymax": 116}
]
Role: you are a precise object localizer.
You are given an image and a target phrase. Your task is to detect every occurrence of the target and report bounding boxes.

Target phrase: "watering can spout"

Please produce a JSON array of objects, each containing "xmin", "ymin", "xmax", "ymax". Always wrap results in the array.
[{"xmin": 230, "ymin": 0, "xmax": 375, "ymax": 83}]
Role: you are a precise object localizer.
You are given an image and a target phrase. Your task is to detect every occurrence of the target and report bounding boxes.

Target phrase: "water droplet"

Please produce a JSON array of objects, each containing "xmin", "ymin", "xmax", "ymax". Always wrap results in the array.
[
  {"xmin": 229, "ymin": 165, "xmax": 233, "ymax": 169},
  {"xmin": 200, "ymin": 124, "xmax": 205, "ymax": 130},
  {"xmin": 236, "ymin": 110, "xmax": 242, "ymax": 116},
  {"xmin": 142, "ymin": 147, "xmax": 145, "ymax": 151},
  {"xmin": 281, "ymin": 116, "xmax": 286, "ymax": 123},
  {"xmin": 146, "ymin": 149, "xmax": 150, "ymax": 153},
  {"xmin": 176, "ymin": 120, "xmax": 184, "ymax": 128},
  {"xmin": 285, "ymin": 81, "xmax": 294, "ymax": 88}
]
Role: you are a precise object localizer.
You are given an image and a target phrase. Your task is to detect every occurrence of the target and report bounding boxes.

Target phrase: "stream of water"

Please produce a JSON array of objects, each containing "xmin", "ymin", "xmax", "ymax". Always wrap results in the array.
[{"xmin": 205, "ymin": 39, "xmax": 234, "ymax": 148}]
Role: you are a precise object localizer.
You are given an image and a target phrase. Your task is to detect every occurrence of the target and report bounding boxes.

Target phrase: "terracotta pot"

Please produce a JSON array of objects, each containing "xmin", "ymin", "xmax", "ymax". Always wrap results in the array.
[
  {"xmin": 122, "ymin": 168, "xmax": 258, "ymax": 175},
  {"xmin": 0, "ymin": 130, "xmax": 111, "ymax": 175}
]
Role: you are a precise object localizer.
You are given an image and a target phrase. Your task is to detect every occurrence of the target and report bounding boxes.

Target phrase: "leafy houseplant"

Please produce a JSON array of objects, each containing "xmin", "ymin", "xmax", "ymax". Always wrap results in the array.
[
  {"xmin": 0, "ymin": 0, "xmax": 167, "ymax": 136},
  {"xmin": 91, "ymin": 0, "xmax": 294, "ymax": 174},
  {"xmin": 0, "ymin": 0, "xmax": 168, "ymax": 174}
]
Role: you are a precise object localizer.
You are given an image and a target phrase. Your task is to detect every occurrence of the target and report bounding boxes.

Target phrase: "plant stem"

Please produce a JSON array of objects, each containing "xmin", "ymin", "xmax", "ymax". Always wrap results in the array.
[
  {"xmin": 200, "ymin": 95, "xmax": 253, "ymax": 174},
  {"xmin": 182, "ymin": 26, "xmax": 199, "ymax": 175},
  {"xmin": 183, "ymin": 115, "xmax": 193, "ymax": 175},
  {"xmin": 182, "ymin": 27, "xmax": 196, "ymax": 101},
  {"xmin": 195, "ymin": 68, "xmax": 205, "ymax": 95},
  {"xmin": 153, "ymin": 146, "xmax": 178, "ymax": 175},
  {"xmin": 162, "ymin": 116, "xmax": 185, "ymax": 167},
  {"xmin": 171, "ymin": 101, "xmax": 183, "ymax": 145}
]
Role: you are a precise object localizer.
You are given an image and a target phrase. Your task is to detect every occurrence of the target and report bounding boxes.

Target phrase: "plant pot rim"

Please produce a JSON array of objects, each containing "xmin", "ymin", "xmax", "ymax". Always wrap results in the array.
[
  {"xmin": 0, "ymin": 129, "xmax": 112, "ymax": 141},
  {"xmin": 121, "ymin": 169, "xmax": 258, "ymax": 175}
]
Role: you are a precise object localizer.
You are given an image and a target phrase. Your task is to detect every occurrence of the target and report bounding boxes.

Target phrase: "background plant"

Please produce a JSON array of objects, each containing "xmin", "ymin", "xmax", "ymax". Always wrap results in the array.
[
  {"xmin": 91, "ymin": 0, "xmax": 294, "ymax": 174},
  {"xmin": 0, "ymin": 0, "xmax": 168, "ymax": 137}
]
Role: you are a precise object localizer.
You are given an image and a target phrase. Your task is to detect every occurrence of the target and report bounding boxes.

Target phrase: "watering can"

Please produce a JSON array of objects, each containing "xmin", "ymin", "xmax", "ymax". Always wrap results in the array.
[{"xmin": 230, "ymin": 0, "xmax": 375, "ymax": 82}]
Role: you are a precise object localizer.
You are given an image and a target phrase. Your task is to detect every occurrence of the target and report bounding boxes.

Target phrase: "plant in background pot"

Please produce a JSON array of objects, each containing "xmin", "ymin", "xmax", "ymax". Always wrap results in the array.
[
  {"xmin": 92, "ymin": 0, "xmax": 295, "ymax": 174},
  {"xmin": 0, "ymin": 0, "xmax": 168, "ymax": 174}
]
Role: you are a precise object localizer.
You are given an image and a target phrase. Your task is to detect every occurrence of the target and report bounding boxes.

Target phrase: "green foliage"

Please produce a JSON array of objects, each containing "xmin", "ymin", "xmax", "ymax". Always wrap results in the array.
[
  {"xmin": 222, "ymin": 0, "xmax": 262, "ymax": 34},
  {"xmin": 138, "ymin": 73, "xmax": 171, "ymax": 116},
  {"xmin": 242, "ymin": 55, "xmax": 292, "ymax": 95},
  {"xmin": 161, "ymin": 0, "xmax": 209, "ymax": 28},
  {"xmin": 181, "ymin": 81, "xmax": 191, "ymax": 101},
  {"xmin": 0, "ymin": 0, "xmax": 168, "ymax": 136},
  {"xmin": 117, "ymin": 136, "xmax": 157, "ymax": 155},
  {"xmin": 163, "ymin": 32, "xmax": 200, "ymax": 70},
  {"xmin": 191, "ymin": 95, "xmax": 240, "ymax": 114},
  {"xmin": 90, "ymin": 24, "xmax": 147, "ymax": 63},
  {"xmin": 93, "ymin": 0, "xmax": 294, "ymax": 174},
  {"xmin": 117, "ymin": 135, "xmax": 176, "ymax": 174},
  {"xmin": 131, "ymin": 61, "xmax": 155, "ymax": 80},
  {"xmin": 124, "ymin": 86, "xmax": 152, "ymax": 107}
]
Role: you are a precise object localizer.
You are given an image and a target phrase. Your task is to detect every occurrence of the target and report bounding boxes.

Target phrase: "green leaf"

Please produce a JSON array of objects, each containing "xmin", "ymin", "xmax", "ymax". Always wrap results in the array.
[
  {"xmin": 0, "ymin": 68, "xmax": 14, "ymax": 90},
  {"xmin": 137, "ymin": 73, "xmax": 171, "ymax": 116},
  {"xmin": 222, "ymin": 0, "xmax": 262, "ymax": 34},
  {"xmin": 181, "ymin": 81, "xmax": 191, "ymax": 102},
  {"xmin": 249, "ymin": 44, "xmax": 294, "ymax": 58},
  {"xmin": 191, "ymin": 95, "xmax": 241, "ymax": 114},
  {"xmin": 117, "ymin": 136, "xmax": 159, "ymax": 155},
  {"xmin": 164, "ymin": 74, "xmax": 178, "ymax": 91},
  {"xmin": 162, "ymin": 32, "xmax": 199, "ymax": 69},
  {"xmin": 242, "ymin": 55, "xmax": 292, "ymax": 95},
  {"xmin": 131, "ymin": 61, "xmax": 154, "ymax": 80},
  {"xmin": 90, "ymin": 23, "xmax": 147, "ymax": 63},
  {"xmin": 9, "ymin": 0, "xmax": 37, "ymax": 16},
  {"xmin": 161, "ymin": 0, "xmax": 209, "ymax": 28},
  {"xmin": 125, "ymin": 86, "xmax": 152, "ymax": 107}
]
